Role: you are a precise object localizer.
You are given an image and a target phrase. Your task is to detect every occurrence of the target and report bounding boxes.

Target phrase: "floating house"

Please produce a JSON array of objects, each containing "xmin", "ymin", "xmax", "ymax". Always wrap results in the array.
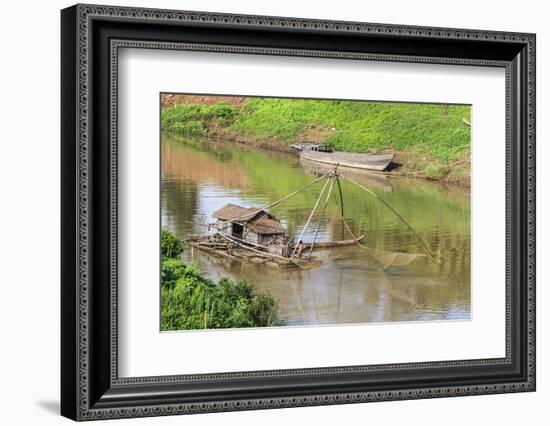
[
  {"xmin": 184, "ymin": 167, "xmax": 426, "ymax": 270},
  {"xmin": 212, "ymin": 203, "xmax": 286, "ymax": 256}
]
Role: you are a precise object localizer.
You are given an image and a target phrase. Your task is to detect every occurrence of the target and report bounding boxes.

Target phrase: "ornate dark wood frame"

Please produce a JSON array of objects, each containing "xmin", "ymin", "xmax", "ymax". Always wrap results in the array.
[{"xmin": 61, "ymin": 3, "xmax": 536, "ymax": 421}]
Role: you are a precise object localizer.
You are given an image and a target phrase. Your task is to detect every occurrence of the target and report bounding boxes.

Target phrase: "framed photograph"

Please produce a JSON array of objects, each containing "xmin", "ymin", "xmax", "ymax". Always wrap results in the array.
[{"xmin": 61, "ymin": 4, "xmax": 536, "ymax": 421}]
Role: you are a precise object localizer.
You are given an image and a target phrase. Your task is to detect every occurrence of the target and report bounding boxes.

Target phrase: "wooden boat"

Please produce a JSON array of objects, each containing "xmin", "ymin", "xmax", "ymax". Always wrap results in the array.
[
  {"xmin": 300, "ymin": 151, "xmax": 395, "ymax": 172},
  {"xmin": 304, "ymin": 235, "xmax": 364, "ymax": 250}
]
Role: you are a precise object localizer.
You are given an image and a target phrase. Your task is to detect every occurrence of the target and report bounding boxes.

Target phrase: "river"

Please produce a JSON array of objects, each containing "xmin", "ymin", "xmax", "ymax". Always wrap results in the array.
[{"xmin": 161, "ymin": 131, "xmax": 471, "ymax": 326}]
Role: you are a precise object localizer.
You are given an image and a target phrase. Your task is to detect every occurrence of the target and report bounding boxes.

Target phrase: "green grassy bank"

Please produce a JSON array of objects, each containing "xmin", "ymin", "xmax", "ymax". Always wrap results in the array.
[
  {"xmin": 160, "ymin": 229, "xmax": 283, "ymax": 331},
  {"xmin": 161, "ymin": 97, "xmax": 471, "ymax": 184}
]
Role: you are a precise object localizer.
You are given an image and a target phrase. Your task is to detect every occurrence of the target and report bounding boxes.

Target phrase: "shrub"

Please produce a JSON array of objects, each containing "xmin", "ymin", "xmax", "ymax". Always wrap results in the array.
[
  {"xmin": 160, "ymin": 259, "xmax": 283, "ymax": 330},
  {"xmin": 171, "ymin": 121, "xmax": 208, "ymax": 137},
  {"xmin": 161, "ymin": 229, "xmax": 184, "ymax": 258},
  {"xmin": 162, "ymin": 102, "xmax": 238, "ymax": 134},
  {"xmin": 160, "ymin": 258, "xmax": 187, "ymax": 290},
  {"xmin": 207, "ymin": 103, "xmax": 238, "ymax": 126}
]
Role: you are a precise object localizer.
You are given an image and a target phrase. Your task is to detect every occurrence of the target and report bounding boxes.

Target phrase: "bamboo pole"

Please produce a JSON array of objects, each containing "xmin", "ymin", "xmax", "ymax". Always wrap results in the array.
[
  {"xmin": 291, "ymin": 177, "xmax": 331, "ymax": 258},
  {"xmin": 228, "ymin": 169, "xmax": 334, "ymax": 225},
  {"xmin": 335, "ymin": 175, "xmax": 345, "ymax": 240},
  {"xmin": 307, "ymin": 177, "xmax": 336, "ymax": 259},
  {"xmin": 265, "ymin": 169, "xmax": 334, "ymax": 212},
  {"xmin": 226, "ymin": 169, "xmax": 335, "ymax": 244},
  {"xmin": 257, "ymin": 170, "xmax": 336, "ymax": 245}
]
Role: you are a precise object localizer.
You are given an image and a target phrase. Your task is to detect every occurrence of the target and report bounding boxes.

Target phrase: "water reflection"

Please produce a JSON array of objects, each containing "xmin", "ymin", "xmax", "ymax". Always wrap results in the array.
[{"xmin": 161, "ymin": 132, "xmax": 471, "ymax": 325}]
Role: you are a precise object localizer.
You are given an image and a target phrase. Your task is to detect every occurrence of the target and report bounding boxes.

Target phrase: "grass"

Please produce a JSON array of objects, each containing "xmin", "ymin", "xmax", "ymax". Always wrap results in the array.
[
  {"xmin": 231, "ymin": 98, "xmax": 471, "ymax": 161},
  {"xmin": 162, "ymin": 103, "xmax": 238, "ymax": 136},
  {"xmin": 161, "ymin": 98, "xmax": 471, "ymax": 178},
  {"xmin": 160, "ymin": 229, "xmax": 283, "ymax": 331}
]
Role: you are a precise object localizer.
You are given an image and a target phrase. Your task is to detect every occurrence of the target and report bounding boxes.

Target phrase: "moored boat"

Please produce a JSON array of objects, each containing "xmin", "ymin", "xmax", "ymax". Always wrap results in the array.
[
  {"xmin": 303, "ymin": 235, "xmax": 364, "ymax": 250},
  {"xmin": 301, "ymin": 151, "xmax": 395, "ymax": 172}
]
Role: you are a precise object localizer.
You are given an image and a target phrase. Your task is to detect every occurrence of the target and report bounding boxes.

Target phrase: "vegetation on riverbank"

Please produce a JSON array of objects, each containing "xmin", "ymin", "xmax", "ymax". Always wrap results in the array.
[
  {"xmin": 160, "ymin": 229, "xmax": 283, "ymax": 331},
  {"xmin": 161, "ymin": 95, "xmax": 471, "ymax": 185},
  {"xmin": 162, "ymin": 103, "xmax": 238, "ymax": 137}
]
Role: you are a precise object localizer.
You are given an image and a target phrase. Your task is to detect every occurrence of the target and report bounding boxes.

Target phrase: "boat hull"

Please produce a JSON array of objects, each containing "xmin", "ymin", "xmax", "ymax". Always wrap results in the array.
[
  {"xmin": 303, "ymin": 235, "xmax": 364, "ymax": 250},
  {"xmin": 300, "ymin": 151, "xmax": 394, "ymax": 172}
]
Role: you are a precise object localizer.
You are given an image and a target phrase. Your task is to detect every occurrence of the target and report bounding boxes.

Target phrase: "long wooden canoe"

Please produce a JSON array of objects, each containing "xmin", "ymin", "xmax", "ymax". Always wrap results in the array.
[
  {"xmin": 303, "ymin": 235, "xmax": 364, "ymax": 250},
  {"xmin": 300, "ymin": 151, "xmax": 395, "ymax": 172}
]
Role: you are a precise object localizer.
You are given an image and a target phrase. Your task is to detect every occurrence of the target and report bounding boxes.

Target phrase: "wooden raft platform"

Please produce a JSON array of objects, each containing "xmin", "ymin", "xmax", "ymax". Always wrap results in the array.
[
  {"xmin": 183, "ymin": 234, "xmax": 363, "ymax": 269},
  {"xmin": 184, "ymin": 236, "xmax": 317, "ymax": 269}
]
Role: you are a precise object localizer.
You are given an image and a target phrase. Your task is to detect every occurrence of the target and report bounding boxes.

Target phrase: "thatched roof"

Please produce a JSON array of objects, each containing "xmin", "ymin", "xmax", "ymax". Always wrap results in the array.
[
  {"xmin": 212, "ymin": 203, "xmax": 285, "ymax": 235},
  {"xmin": 249, "ymin": 215, "xmax": 285, "ymax": 235},
  {"xmin": 212, "ymin": 204, "xmax": 262, "ymax": 221}
]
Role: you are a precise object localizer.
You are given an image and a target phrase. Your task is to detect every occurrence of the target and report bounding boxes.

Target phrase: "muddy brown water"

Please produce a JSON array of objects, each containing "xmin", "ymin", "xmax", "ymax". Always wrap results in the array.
[{"xmin": 161, "ymin": 132, "xmax": 471, "ymax": 326}]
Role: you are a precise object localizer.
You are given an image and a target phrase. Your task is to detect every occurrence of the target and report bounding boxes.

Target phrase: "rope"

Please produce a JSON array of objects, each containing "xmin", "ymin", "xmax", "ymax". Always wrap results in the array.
[
  {"xmin": 226, "ymin": 169, "xmax": 334, "ymax": 225},
  {"xmin": 264, "ymin": 169, "xmax": 334, "ymax": 212},
  {"xmin": 342, "ymin": 175, "xmax": 435, "ymax": 259}
]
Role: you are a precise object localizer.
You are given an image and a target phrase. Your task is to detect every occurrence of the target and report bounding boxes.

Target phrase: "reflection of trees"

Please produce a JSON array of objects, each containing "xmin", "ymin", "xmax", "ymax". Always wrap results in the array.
[
  {"xmin": 162, "ymin": 140, "xmax": 250, "ymax": 189},
  {"xmin": 161, "ymin": 179, "xmax": 199, "ymax": 241},
  {"xmin": 161, "ymin": 133, "xmax": 250, "ymax": 240}
]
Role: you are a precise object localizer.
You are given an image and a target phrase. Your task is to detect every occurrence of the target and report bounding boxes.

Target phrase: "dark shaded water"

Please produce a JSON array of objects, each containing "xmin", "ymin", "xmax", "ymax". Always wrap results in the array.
[{"xmin": 161, "ymin": 132, "xmax": 471, "ymax": 326}]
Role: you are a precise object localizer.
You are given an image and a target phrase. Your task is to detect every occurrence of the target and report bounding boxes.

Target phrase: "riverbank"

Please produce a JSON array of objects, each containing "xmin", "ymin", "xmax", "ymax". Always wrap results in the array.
[{"xmin": 161, "ymin": 95, "xmax": 471, "ymax": 186}]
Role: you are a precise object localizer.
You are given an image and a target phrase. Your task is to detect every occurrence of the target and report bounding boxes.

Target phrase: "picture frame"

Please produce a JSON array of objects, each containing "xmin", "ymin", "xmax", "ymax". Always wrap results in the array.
[{"xmin": 61, "ymin": 3, "xmax": 536, "ymax": 421}]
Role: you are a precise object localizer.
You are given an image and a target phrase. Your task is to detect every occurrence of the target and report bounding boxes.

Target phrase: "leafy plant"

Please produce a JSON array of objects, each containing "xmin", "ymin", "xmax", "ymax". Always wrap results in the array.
[
  {"xmin": 161, "ymin": 228, "xmax": 184, "ymax": 258},
  {"xmin": 161, "ymin": 102, "xmax": 238, "ymax": 135},
  {"xmin": 160, "ymin": 230, "xmax": 283, "ymax": 330}
]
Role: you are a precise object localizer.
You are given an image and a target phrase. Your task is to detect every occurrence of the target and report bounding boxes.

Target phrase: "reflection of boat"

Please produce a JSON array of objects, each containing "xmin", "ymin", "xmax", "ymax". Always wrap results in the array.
[{"xmin": 301, "ymin": 151, "xmax": 394, "ymax": 172}]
